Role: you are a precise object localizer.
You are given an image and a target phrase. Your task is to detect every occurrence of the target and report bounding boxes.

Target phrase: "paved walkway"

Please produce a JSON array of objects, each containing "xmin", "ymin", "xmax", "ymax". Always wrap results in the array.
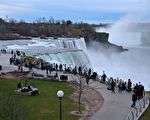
[
  {"xmin": 0, "ymin": 54, "xmax": 133, "ymax": 120},
  {"xmin": 0, "ymin": 54, "xmax": 18, "ymax": 73},
  {"xmin": 89, "ymin": 82, "xmax": 132, "ymax": 120}
]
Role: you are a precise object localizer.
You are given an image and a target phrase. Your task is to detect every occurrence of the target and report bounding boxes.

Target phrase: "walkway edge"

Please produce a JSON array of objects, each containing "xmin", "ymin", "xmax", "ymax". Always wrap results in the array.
[{"xmin": 124, "ymin": 95, "xmax": 149, "ymax": 120}]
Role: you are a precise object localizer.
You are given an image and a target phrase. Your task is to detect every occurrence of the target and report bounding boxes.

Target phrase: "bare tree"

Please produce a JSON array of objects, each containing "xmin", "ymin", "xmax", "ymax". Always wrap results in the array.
[{"xmin": 70, "ymin": 65, "xmax": 91, "ymax": 113}]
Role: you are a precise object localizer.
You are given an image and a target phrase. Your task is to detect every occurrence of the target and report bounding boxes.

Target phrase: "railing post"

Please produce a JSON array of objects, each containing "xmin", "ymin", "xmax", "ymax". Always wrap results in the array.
[
  {"xmin": 139, "ymin": 103, "xmax": 142, "ymax": 112},
  {"xmin": 128, "ymin": 116, "xmax": 130, "ymax": 120},
  {"xmin": 124, "ymin": 95, "xmax": 149, "ymax": 120},
  {"xmin": 135, "ymin": 107, "xmax": 138, "ymax": 118},
  {"xmin": 143, "ymin": 97, "xmax": 146, "ymax": 108},
  {"xmin": 131, "ymin": 111, "xmax": 134, "ymax": 120},
  {"xmin": 146, "ymin": 96, "xmax": 148, "ymax": 104}
]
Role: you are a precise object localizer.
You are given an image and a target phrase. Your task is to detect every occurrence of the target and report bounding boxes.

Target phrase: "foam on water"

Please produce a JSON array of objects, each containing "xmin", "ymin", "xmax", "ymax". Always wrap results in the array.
[
  {"xmin": 3, "ymin": 37, "xmax": 87, "ymax": 51},
  {"xmin": 7, "ymin": 44, "xmax": 28, "ymax": 49},
  {"xmin": 37, "ymin": 50, "xmax": 91, "ymax": 68}
]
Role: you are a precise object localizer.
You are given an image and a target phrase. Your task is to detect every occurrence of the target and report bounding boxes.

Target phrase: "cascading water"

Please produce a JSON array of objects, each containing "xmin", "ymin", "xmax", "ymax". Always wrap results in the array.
[
  {"xmin": 4, "ymin": 37, "xmax": 87, "ymax": 51},
  {"xmin": 37, "ymin": 50, "xmax": 91, "ymax": 68},
  {"xmin": 0, "ymin": 37, "xmax": 91, "ymax": 68}
]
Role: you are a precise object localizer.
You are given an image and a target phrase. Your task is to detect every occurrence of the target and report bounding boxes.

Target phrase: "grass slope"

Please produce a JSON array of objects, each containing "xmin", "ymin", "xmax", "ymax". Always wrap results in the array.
[
  {"xmin": 0, "ymin": 79, "xmax": 79, "ymax": 120},
  {"xmin": 139, "ymin": 92, "xmax": 150, "ymax": 120}
]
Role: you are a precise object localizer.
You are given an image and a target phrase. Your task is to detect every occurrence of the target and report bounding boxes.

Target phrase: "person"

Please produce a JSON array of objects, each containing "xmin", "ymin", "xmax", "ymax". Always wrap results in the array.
[
  {"xmin": 20, "ymin": 64, "xmax": 23, "ymax": 72},
  {"xmin": 27, "ymin": 85, "xmax": 32, "ymax": 91},
  {"xmin": 78, "ymin": 66, "xmax": 82, "ymax": 75},
  {"xmin": 73, "ymin": 66, "xmax": 77, "ymax": 74},
  {"xmin": 45, "ymin": 64, "xmax": 49, "ymax": 74},
  {"xmin": 86, "ymin": 75, "xmax": 90, "ymax": 85},
  {"xmin": 122, "ymin": 82, "xmax": 126, "ymax": 91},
  {"xmin": 55, "ymin": 64, "xmax": 58, "ymax": 70},
  {"xmin": 102, "ymin": 71, "xmax": 107, "ymax": 83},
  {"xmin": 18, "ymin": 64, "xmax": 21, "ymax": 71},
  {"xmin": 59, "ymin": 64, "xmax": 63, "ymax": 71},
  {"xmin": 88, "ymin": 68, "xmax": 92, "ymax": 77},
  {"xmin": 29, "ymin": 62, "xmax": 33, "ymax": 71},
  {"xmin": 17, "ymin": 82, "xmax": 22, "ymax": 89},
  {"xmin": 131, "ymin": 91, "xmax": 137, "ymax": 108},
  {"xmin": 118, "ymin": 80, "xmax": 122, "ymax": 93},
  {"xmin": 48, "ymin": 64, "xmax": 52, "ymax": 74},
  {"xmin": 11, "ymin": 50, "xmax": 13, "ymax": 55},
  {"xmin": 127, "ymin": 79, "xmax": 132, "ymax": 92},
  {"xmin": 111, "ymin": 80, "xmax": 116, "ymax": 93},
  {"xmin": 13, "ymin": 54, "xmax": 16, "ymax": 60},
  {"xmin": 10, "ymin": 56, "xmax": 14, "ymax": 65},
  {"xmin": 41, "ymin": 61, "xmax": 44, "ymax": 70},
  {"xmin": 134, "ymin": 83, "xmax": 140, "ymax": 99},
  {"xmin": 54, "ymin": 72, "xmax": 58, "ymax": 79},
  {"xmin": 92, "ymin": 72, "xmax": 97, "ymax": 80},
  {"xmin": 31, "ymin": 90, "xmax": 39, "ymax": 96},
  {"xmin": 139, "ymin": 82, "xmax": 145, "ymax": 99}
]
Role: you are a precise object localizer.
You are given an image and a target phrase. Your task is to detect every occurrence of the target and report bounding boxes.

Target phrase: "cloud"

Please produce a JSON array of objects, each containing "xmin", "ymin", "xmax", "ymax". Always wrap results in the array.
[
  {"xmin": 0, "ymin": 2, "xmax": 33, "ymax": 18},
  {"xmin": 0, "ymin": 0, "xmax": 149, "ymax": 22}
]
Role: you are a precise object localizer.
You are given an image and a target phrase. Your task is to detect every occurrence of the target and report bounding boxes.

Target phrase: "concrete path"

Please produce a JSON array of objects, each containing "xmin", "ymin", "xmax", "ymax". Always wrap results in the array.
[
  {"xmin": 0, "ymin": 54, "xmax": 18, "ymax": 73},
  {"xmin": 89, "ymin": 82, "xmax": 132, "ymax": 120},
  {"xmin": 0, "ymin": 54, "xmax": 133, "ymax": 120}
]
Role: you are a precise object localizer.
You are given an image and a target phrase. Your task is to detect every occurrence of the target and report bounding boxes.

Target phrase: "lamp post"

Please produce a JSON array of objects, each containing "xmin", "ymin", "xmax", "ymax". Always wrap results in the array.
[{"xmin": 57, "ymin": 90, "xmax": 64, "ymax": 120}]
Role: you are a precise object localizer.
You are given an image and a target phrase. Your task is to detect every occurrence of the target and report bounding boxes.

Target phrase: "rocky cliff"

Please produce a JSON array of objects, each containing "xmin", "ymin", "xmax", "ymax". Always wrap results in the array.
[
  {"xmin": 85, "ymin": 32, "xmax": 127, "ymax": 52},
  {"xmin": 0, "ymin": 33, "xmax": 31, "ymax": 40}
]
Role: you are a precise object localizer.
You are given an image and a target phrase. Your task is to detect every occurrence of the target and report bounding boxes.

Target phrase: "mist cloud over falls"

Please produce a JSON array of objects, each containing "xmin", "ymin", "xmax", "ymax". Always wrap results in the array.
[
  {"xmin": 88, "ymin": 43, "xmax": 150, "ymax": 90},
  {"xmin": 94, "ymin": 18, "xmax": 150, "ymax": 90},
  {"xmin": 93, "ymin": 1, "xmax": 150, "ymax": 91},
  {"xmin": 96, "ymin": 0, "xmax": 150, "ymax": 47}
]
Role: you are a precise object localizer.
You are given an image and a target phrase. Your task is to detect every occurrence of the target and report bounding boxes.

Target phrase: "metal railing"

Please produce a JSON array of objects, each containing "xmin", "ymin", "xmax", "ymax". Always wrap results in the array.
[{"xmin": 124, "ymin": 95, "xmax": 149, "ymax": 120}]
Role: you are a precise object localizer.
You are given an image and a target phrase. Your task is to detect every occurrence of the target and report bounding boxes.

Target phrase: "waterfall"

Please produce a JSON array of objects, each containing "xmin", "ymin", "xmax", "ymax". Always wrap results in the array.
[
  {"xmin": 0, "ymin": 37, "xmax": 91, "ymax": 68},
  {"xmin": 4, "ymin": 37, "xmax": 87, "ymax": 51},
  {"xmin": 37, "ymin": 50, "xmax": 91, "ymax": 68},
  {"xmin": 47, "ymin": 37, "xmax": 87, "ymax": 51}
]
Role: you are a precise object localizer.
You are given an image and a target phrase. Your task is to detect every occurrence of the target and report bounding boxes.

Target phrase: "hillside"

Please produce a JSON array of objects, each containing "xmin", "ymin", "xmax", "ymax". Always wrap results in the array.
[{"xmin": 0, "ymin": 18, "xmax": 126, "ymax": 52}]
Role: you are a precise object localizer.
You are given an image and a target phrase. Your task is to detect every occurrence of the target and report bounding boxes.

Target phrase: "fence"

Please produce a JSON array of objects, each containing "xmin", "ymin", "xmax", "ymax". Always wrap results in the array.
[{"xmin": 124, "ymin": 95, "xmax": 149, "ymax": 120}]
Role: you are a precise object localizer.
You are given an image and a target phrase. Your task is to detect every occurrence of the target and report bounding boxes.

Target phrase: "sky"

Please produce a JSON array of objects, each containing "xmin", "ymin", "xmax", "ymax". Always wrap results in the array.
[{"xmin": 0, "ymin": 0, "xmax": 150, "ymax": 23}]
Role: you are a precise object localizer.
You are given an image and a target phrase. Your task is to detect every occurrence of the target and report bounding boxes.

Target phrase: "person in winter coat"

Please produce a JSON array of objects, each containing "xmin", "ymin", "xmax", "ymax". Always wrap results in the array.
[{"xmin": 131, "ymin": 91, "xmax": 137, "ymax": 108}]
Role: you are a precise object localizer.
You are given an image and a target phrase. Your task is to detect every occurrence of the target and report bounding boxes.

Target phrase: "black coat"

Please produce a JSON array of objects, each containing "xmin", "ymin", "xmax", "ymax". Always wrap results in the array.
[{"xmin": 132, "ymin": 94, "xmax": 137, "ymax": 101}]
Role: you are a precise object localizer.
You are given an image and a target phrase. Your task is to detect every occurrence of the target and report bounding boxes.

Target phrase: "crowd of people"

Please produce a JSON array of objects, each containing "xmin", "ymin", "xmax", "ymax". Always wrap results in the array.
[
  {"xmin": 106, "ymin": 78, "xmax": 133, "ymax": 93},
  {"xmin": 9, "ymin": 50, "xmax": 25, "ymax": 71},
  {"xmin": 16, "ymin": 82, "xmax": 39, "ymax": 96},
  {"xmin": 8, "ymin": 50, "xmax": 98, "ymax": 83},
  {"xmin": 131, "ymin": 82, "xmax": 145, "ymax": 108},
  {"xmin": 102, "ymin": 72, "xmax": 145, "ymax": 108}
]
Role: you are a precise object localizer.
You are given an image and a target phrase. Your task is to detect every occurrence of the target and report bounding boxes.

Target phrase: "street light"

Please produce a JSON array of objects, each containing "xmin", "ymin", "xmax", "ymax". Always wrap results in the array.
[{"xmin": 57, "ymin": 90, "xmax": 64, "ymax": 120}]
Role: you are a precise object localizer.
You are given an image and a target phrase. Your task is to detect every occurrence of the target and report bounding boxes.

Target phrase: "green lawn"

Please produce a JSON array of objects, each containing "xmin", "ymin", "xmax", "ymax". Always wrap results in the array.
[
  {"xmin": 139, "ymin": 92, "xmax": 150, "ymax": 120},
  {"xmin": 0, "ymin": 79, "xmax": 79, "ymax": 120}
]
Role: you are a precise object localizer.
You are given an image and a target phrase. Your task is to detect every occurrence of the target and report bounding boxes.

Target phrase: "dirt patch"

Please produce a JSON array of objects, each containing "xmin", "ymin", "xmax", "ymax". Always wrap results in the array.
[
  {"xmin": 0, "ymin": 71, "xmax": 29, "ymax": 80},
  {"xmin": 70, "ymin": 87, "xmax": 104, "ymax": 120}
]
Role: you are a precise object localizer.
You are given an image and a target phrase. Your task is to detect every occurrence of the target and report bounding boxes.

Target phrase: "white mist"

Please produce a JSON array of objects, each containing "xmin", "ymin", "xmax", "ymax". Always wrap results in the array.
[{"xmin": 89, "ymin": 21, "xmax": 150, "ymax": 90}]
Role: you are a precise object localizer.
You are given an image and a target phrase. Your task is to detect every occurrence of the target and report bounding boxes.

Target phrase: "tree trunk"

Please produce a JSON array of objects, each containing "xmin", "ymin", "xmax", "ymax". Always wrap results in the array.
[
  {"xmin": 79, "ymin": 91, "xmax": 81, "ymax": 113},
  {"xmin": 79, "ymin": 79, "xmax": 82, "ymax": 113}
]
